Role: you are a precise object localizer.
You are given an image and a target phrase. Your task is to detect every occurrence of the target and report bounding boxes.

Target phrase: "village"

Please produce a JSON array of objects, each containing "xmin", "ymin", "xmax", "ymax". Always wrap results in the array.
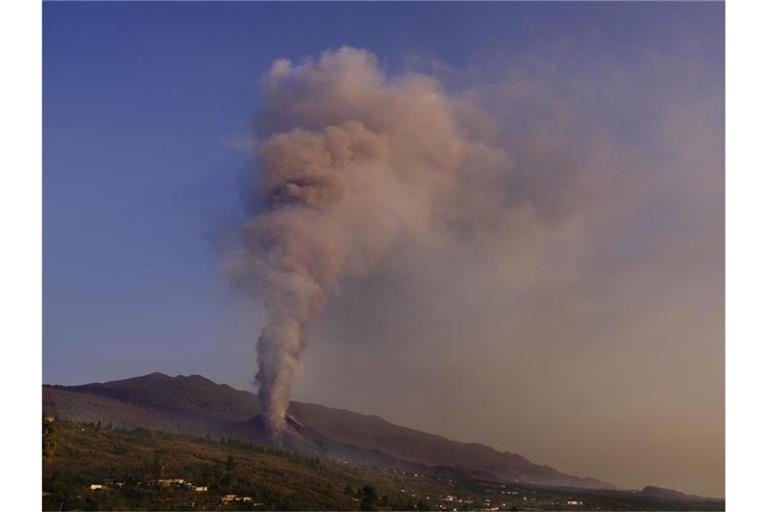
[
  {"xmin": 386, "ymin": 470, "xmax": 588, "ymax": 511},
  {"xmin": 73, "ymin": 470, "xmax": 588, "ymax": 511},
  {"xmin": 84, "ymin": 478, "xmax": 260, "ymax": 507}
]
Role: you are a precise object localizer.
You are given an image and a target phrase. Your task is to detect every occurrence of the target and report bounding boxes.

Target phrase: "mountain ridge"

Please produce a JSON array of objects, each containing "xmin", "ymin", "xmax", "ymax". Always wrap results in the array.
[{"xmin": 43, "ymin": 372, "xmax": 626, "ymax": 493}]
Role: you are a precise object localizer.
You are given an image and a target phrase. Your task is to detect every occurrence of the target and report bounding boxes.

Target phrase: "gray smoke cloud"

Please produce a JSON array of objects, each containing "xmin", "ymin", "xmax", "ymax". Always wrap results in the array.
[
  {"xmin": 229, "ymin": 47, "xmax": 509, "ymax": 432},
  {"xmin": 214, "ymin": 13, "xmax": 721, "ymax": 493}
]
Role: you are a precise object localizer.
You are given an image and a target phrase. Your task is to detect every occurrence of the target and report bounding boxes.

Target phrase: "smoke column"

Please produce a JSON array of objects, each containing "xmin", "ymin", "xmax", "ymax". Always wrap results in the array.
[{"xmin": 231, "ymin": 47, "xmax": 485, "ymax": 433}]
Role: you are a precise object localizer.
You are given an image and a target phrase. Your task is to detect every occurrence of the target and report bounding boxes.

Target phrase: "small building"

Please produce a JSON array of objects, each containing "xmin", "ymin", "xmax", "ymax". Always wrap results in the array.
[
  {"xmin": 158, "ymin": 478, "xmax": 185, "ymax": 487},
  {"xmin": 221, "ymin": 494, "xmax": 252, "ymax": 504}
]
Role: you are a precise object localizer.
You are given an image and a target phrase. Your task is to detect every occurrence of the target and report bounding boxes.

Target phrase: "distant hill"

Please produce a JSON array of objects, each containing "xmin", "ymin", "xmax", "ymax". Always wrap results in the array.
[
  {"xmin": 43, "ymin": 373, "xmax": 610, "ymax": 491},
  {"xmin": 635, "ymin": 486, "xmax": 709, "ymax": 501}
]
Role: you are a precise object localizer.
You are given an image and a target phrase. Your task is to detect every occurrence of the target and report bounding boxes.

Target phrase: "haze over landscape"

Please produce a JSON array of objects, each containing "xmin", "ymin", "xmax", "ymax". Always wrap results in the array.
[{"xmin": 44, "ymin": 2, "xmax": 724, "ymax": 499}]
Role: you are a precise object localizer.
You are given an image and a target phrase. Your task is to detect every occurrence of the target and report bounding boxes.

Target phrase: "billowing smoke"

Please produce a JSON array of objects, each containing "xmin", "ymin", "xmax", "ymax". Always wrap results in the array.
[
  {"xmin": 222, "ymin": 27, "xmax": 724, "ymax": 495},
  {"xmin": 230, "ymin": 47, "xmax": 499, "ymax": 433}
]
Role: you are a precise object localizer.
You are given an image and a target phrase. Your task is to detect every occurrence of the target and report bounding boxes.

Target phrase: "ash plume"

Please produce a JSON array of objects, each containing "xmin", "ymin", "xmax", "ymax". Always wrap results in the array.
[{"xmin": 230, "ymin": 47, "xmax": 492, "ymax": 433}]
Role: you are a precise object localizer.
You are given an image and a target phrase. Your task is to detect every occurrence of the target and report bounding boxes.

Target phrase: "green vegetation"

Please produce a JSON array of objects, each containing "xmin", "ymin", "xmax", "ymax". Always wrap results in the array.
[
  {"xmin": 359, "ymin": 485, "xmax": 378, "ymax": 511},
  {"xmin": 42, "ymin": 420, "xmax": 425, "ymax": 511},
  {"xmin": 42, "ymin": 419, "xmax": 724, "ymax": 511}
]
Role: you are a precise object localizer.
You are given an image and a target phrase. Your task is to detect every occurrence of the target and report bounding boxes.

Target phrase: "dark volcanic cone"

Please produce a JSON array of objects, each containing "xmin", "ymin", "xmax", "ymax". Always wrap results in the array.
[{"xmin": 241, "ymin": 413, "xmax": 322, "ymax": 456}]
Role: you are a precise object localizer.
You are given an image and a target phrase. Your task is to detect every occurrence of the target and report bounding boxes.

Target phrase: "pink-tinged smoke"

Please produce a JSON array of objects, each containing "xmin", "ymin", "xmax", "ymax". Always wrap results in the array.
[
  {"xmin": 223, "ymin": 37, "xmax": 724, "ymax": 498},
  {"xmin": 229, "ymin": 47, "xmax": 499, "ymax": 433}
]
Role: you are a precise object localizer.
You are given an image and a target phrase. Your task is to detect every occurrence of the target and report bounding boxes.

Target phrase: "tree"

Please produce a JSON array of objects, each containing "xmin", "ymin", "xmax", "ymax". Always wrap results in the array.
[
  {"xmin": 43, "ymin": 416, "xmax": 56, "ymax": 461},
  {"xmin": 150, "ymin": 450, "xmax": 164, "ymax": 478},
  {"xmin": 221, "ymin": 455, "xmax": 237, "ymax": 488},
  {"xmin": 225, "ymin": 455, "xmax": 237, "ymax": 473},
  {"xmin": 360, "ymin": 485, "xmax": 378, "ymax": 511}
]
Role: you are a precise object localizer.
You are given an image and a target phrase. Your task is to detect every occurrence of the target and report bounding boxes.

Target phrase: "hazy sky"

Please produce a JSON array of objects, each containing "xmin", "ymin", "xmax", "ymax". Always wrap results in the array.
[{"xmin": 43, "ymin": 2, "xmax": 724, "ymax": 497}]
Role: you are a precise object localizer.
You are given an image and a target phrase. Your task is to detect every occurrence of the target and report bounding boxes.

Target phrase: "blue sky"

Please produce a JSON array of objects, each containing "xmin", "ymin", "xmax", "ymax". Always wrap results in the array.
[
  {"xmin": 43, "ymin": 2, "xmax": 724, "ymax": 495},
  {"xmin": 45, "ymin": 0, "xmax": 721, "ymax": 387}
]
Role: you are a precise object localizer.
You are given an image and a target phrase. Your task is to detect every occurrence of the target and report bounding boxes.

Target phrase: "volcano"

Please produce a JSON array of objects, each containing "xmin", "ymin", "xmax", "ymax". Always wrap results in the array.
[{"xmin": 43, "ymin": 372, "xmax": 613, "ymax": 489}]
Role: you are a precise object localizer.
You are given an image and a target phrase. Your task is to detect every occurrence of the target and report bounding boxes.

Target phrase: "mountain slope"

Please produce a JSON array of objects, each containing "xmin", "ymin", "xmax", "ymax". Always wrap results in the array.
[
  {"xmin": 43, "ymin": 373, "xmax": 611, "ymax": 490},
  {"xmin": 43, "ymin": 420, "xmax": 724, "ymax": 512}
]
